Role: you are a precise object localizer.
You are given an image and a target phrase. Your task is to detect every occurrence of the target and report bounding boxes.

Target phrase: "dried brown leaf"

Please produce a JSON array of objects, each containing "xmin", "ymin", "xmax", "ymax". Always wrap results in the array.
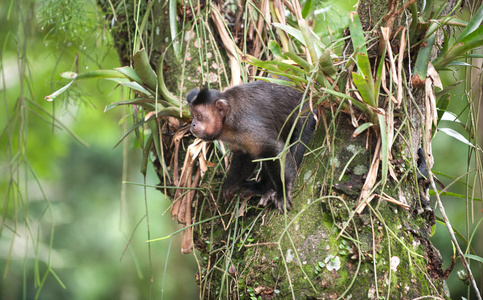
[
  {"xmin": 211, "ymin": 3, "xmax": 242, "ymax": 85},
  {"xmin": 252, "ymin": 0, "xmax": 270, "ymax": 62},
  {"xmin": 181, "ymin": 226, "xmax": 193, "ymax": 254},
  {"xmin": 356, "ymin": 138, "xmax": 381, "ymax": 214},
  {"xmin": 396, "ymin": 28, "xmax": 406, "ymax": 106},
  {"xmin": 424, "ymin": 78, "xmax": 436, "ymax": 169},
  {"xmin": 170, "ymin": 126, "xmax": 190, "ymax": 186},
  {"xmin": 228, "ymin": 263, "xmax": 238, "ymax": 275},
  {"xmin": 427, "ymin": 63, "xmax": 443, "ymax": 89},
  {"xmin": 378, "ymin": 192, "xmax": 410, "ymax": 210},
  {"xmin": 173, "ymin": 139, "xmax": 202, "ymax": 222},
  {"xmin": 381, "ymin": 27, "xmax": 398, "ymax": 86}
]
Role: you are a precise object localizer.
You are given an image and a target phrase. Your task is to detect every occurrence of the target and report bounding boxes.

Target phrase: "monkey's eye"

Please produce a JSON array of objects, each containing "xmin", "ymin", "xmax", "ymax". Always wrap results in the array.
[{"xmin": 196, "ymin": 114, "xmax": 202, "ymax": 120}]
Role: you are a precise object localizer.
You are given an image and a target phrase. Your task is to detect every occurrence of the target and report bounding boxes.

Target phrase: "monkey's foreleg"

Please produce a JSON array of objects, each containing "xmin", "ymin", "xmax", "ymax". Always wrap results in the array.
[{"xmin": 221, "ymin": 151, "xmax": 256, "ymax": 199}]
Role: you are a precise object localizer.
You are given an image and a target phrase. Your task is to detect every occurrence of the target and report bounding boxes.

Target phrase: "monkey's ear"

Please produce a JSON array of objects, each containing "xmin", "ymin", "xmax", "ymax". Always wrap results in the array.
[
  {"xmin": 215, "ymin": 99, "xmax": 229, "ymax": 117},
  {"xmin": 186, "ymin": 89, "xmax": 200, "ymax": 104}
]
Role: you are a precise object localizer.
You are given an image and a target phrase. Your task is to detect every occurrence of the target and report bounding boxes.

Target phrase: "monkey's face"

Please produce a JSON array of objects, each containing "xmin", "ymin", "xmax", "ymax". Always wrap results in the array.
[{"xmin": 189, "ymin": 104, "xmax": 224, "ymax": 141}]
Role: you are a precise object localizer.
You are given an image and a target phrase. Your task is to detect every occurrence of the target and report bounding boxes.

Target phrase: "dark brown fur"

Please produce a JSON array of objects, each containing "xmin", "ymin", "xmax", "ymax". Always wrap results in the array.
[{"xmin": 187, "ymin": 81, "xmax": 315, "ymax": 212}]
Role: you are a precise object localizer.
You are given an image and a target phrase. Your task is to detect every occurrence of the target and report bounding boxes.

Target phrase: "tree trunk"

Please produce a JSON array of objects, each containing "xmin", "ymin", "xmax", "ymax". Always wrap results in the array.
[
  {"xmin": 98, "ymin": 0, "xmax": 456, "ymax": 298},
  {"xmin": 191, "ymin": 111, "xmax": 447, "ymax": 299}
]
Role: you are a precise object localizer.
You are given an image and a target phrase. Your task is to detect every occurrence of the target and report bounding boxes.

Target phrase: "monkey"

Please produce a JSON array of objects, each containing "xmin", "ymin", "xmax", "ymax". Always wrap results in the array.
[{"xmin": 186, "ymin": 81, "xmax": 315, "ymax": 212}]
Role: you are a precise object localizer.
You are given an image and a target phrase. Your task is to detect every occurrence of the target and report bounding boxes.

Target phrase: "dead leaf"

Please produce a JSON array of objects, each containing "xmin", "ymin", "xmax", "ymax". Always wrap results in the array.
[
  {"xmin": 181, "ymin": 226, "xmax": 193, "ymax": 254},
  {"xmin": 357, "ymin": 138, "xmax": 381, "ymax": 214},
  {"xmin": 378, "ymin": 192, "xmax": 409, "ymax": 210},
  {"xmin": 211, "ymin": 3, "xmax": 242, "ymax": 85},
  {"xmin": 228, "ymin": 263, "xmax": 238, "ymax": 275},
  {"xmin": 424, "ymin": 77, "xmax": 436, "ymax": 170},
  {"xmin": 396, "ymin": 28, "xmax": 406, "ymax": 106},
  {"xmin": 381, "ymin": 27, "xmax": 398, "ymax": 86}
]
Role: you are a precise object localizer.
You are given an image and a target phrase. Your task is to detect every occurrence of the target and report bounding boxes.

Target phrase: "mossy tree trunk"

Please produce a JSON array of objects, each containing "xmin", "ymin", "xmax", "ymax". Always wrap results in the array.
[
  {"xmin": 192, "ymin": 112, "xmax": 447, "ymax": 299},
  {"xmin": 98, "ymin": 0, "xmax": 457, "ymax": 298}
]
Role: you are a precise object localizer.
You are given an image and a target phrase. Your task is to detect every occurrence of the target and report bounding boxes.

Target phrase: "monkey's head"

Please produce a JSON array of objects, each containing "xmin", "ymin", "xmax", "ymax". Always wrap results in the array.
[{"xmin": 186, "ymin": 88, "xmax": 230, "ymax": 141}]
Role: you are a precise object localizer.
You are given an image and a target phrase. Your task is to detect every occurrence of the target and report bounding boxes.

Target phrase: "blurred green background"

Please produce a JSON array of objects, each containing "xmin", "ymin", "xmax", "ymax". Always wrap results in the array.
[
  {"xmin": 0, "ymin": 0, "xmax": 198, "ymax": 299},
  {"xmin": 0, "ymin": 0, "xmax": 481, "ymax": 299}
]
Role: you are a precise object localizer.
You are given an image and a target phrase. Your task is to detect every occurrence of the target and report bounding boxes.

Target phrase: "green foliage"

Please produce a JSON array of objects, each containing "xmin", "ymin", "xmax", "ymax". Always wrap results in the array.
[
  {"xmin": 0, "ymin": 0, "xmax": 198, "ymax": 299},
  {"xmin": 3, "ymin": 0, "xmax": 483, "ymax": 299},
  {"xmin": 410, "ymin": 0, "xmax": 483, "ymax": 88},
  {"xmin": 433, "ymin": 3, "xmax": 483, "ymax": 69},
  {"xmin": 206, "ymin": 1, "xmax": 483, "ymax": 298},
  {"xmin": 37, "ymin": 0, "xmax": 94, "ymax": 43}
]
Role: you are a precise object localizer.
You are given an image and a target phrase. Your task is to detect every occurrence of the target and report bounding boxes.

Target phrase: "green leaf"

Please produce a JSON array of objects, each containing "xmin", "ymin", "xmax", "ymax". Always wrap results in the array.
[
  {"xmin": 141, "ymin": 134, "xmax": 153, "ymax": 175},
  {"xmin": 462, "ymin": 54, "xmax": 483, "ymax": 58},
  {"xmin": 115, "ymin": 66, "xmax": 144, "ymax": 84},
  {"xmin": 420, "ymin": 0, "xmax": 434, "ymax": 20},
  {"xmin": 45, "ymin": 80, "xmax": 75, "ymax": 101},
  {"xmin": 169, "ymin": 0, "xmax": 181, "ymax": 60},
  {"xmin": 245, "ymin": 56, "xmax": 306, "ymax": 76},
  {"xmin": 133, "ymin": 48, "xmax": 158, "ymax": 92},
  {"xmin": 113, "ymin": 116, "xmax": 154, "ymax": 149},
  {"xmin": 250, "ymin": 76, "xmax": 298, "ymax": 88},
  {"xmin": 268, "ymin": 40, "xmax": 282, "ymax": 58},
  {"xmin": 353, "ymin": 122, "xmax": 374, "ymax": 137},
  {"xmin": 374, "ymin": 45, "xmax": 387, "ymax": 102},
  {"xmin": 273, "ymin": 22, "xmax": 305, "ymax": 44},
  {"xmin": 352, "ymin": 72, "xmax": 376, "ymax": 108},
  {"xmin": 438, "ymin": 128, "xmax": 474, "ymax": 148},
  {"xmin": 356, "ymin": 53, "xmax": 374, "ymax": 95},
  {"xmin": 454, "ymin": 3, "xmax": 483, "ymax": 44},
  {"xmin": 60, "ymin": 71, "xmax": 77, "ymax": 79},
  {"xmin": 349, "ymin": 12, "xmax": 376, "ymax": 102},
  {"xmin": 283, "ymin": 52, "xmax": 312, "ymax": 71},
  {"xmin": 434, "ymin": 24, "xmax": 483, "ymax": 69},
  {"xmin": 272, "ymin": 22, "xmax": 325, "ymax": 55},
  {"xmin": 149, "ymin": 119, "xmax": 163, "ymax": 166},
  {"xmin": 299, "ymin": 19, "xmax": 319, "ymax": 61},
  {"xmin": 412, "ymin": 23, "xmax": 437, "ymax": 86},
  {"xmin": 45, "ymin": 69, "xmax": 129, "ymax": 101},
  {"xmin": 447, "ymin": 61, "xmax": 472, "ymax": 67},
  {"xmin": 118, "ymin": 114, "xmax": 132, "ymax": 125},
  {"xmin": 348, "ymin": 12, "xmax": 368, "ymax": 56},
  {"xmin": 301, "ymin": 0, "xmax": 313, "ymax": 18},
  {"xmin": 257, "ymin": 72, "xmax": 307, "ymax": 86},
  {"xmin": 119, "ymin": 81, "xmax": 153, "ymax": 96},
  {"xmin": 74, "ymin": 69, "xmax": 129, "ymax": 80},
  {"xmin": 465, "ymin": 254, "xmax": 483, "ymax": 264},
  {"xmin": 315, "ymin": 88, "xmax": 356, "ymax": 102},
  {"xmin": 104, "ymin": 98, "xmax": 158, "ymax": 112},
  {"xmin": 315, "ymin": 88, "xmax": 375, "ymax": 120},
  {"xmin": 429, "ymin": 190, "xmax": 481, "ymax": 201},
  {"xmin": 104, "ymin": 78, "xmax": 153, "ymax": 96},
  {"xmin": 157, "ymin": 51, "xmax": 180, "ymax": 106},
  {"xmin": 434, "ymin": 80, "xmax": 462, "ymax": 97},
  {"xmin": 440, "ymin": 111, "xmax": 462, "ymax": 123},
  {"xmin": 318, "ymin": 50, "xmax": 336, "ymax": 76},
  {"xmin": 456, "ymin": 23, "xmax": 483, "ymax": 46}
]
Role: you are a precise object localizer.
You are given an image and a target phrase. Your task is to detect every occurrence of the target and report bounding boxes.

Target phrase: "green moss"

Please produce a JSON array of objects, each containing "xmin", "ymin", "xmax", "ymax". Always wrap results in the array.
[{"xmin": 194, "ymin": 114, "xmax": 446, "ymax": 298}]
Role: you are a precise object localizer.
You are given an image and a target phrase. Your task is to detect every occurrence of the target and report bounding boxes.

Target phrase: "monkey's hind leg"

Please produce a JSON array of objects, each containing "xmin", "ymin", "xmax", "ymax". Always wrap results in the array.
[
  {"xmin": 260, "ymin": 149, "xmax": 297, "ymax": 212},
  {"xmin": 241, "ymin": 164, "xmax": 274, "ymax": 195}
]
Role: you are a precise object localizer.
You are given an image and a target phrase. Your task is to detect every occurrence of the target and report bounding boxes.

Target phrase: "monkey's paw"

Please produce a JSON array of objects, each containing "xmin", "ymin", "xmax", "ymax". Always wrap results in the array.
[
  {"xmin": 222, "ymin": 189, "xmax": 234, "ymax": 200},
  {"xmin": 259, "ymin": 191, "xmax": 292, "ymax": 213},
  {"xmin": 258, "ymin": 190, "xmax": 275, "ymax": 207},
  {"xmin": 221, "ymin": 183, "xmax": 239, "ymax": 200}
]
